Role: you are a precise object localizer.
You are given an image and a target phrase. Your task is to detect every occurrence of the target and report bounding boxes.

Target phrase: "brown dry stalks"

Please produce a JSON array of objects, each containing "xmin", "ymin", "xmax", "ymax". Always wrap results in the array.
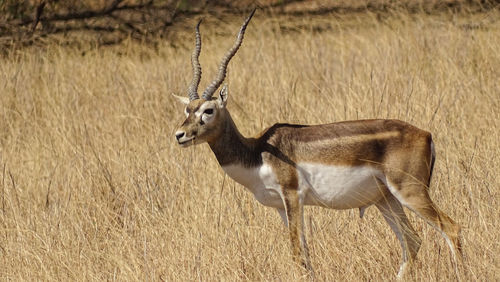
[{"xmin": 0, "ymin": 10, "xmax": 499, "ymax": 281}]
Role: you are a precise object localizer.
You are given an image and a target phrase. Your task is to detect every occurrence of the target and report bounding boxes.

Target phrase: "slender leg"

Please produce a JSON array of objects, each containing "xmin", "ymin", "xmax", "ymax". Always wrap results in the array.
[
  {"xmin": 385, "ymin": 178, "xmax": 462, "ymax": 261},
  {"xmin": 382, "ymin": 145, "xmax": 463, "ymax": 280},
  {"xmin": 384, "ymin": 157, "xmax": 463, "ymax": 281},
  {"xmin": 384, "ymin": 147, "xmax": 462, "ymax": 263},
  {"xmin": 376, "ymin": 194, "xmax": 422, "ymax": 278},
  {"xmin": 277, "ymin": 208, "xmax": 288, "ymax": 227},
  {"xmin": 298, "ymin": 199, "xmax": 315, "ymax": 278},
  {"xmin": 283, "ymin": 190, "xmax": 313, "ymax": 274}
]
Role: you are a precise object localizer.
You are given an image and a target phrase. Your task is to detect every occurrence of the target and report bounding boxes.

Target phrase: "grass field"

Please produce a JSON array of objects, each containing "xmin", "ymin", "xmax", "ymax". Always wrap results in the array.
[{"xmin": 0, "ymin": 8, "xmax": 499, "ymax": 281}]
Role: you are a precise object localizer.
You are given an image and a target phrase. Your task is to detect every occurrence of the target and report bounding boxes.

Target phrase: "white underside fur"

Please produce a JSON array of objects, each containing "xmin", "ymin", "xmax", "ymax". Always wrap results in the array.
[{"xmin": 222, "ymin": 162, "xmax": 387, "ymax": 209}]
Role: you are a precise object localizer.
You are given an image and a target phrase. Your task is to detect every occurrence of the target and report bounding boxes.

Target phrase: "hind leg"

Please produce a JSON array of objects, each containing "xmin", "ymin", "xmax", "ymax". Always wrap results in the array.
[
  {"xmin": 384, "ymin": 176, "xmax": 462, "ymax": 262},
  {"xmin": 376, "ymin": 193, "xmax": 422, "ymax": 278}
]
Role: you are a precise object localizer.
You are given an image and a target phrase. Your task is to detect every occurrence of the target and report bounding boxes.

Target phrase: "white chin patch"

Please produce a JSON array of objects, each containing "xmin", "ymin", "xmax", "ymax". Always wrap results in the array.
[{"xmin": 177, "ymin": 137, "xmax": 195, "ymax": 146}]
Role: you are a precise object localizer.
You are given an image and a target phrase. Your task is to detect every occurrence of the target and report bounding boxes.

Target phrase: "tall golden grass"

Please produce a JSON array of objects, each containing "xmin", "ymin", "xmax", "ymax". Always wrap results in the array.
[{"xmin": 0, "ymin": 10, "xmax": 499, "ymax": 281}]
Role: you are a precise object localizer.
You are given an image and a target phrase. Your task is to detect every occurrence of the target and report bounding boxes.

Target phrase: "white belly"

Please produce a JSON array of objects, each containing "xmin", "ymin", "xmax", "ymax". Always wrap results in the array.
[
  {"xmin": 222, "ymin": 163, "xmax": 386, "ymax": 210},
  {"xmin": 222, "ymin": 163, "xmax": 284, "ymax": 208},
  {"xmin": 297, "ymin": 163, "xmax": 386, "ymax": 209}
]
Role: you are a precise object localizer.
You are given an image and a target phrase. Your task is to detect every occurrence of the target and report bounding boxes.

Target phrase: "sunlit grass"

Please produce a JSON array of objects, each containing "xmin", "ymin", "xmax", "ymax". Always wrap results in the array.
[{"xmin": 0, "ymin": 9, "xmax": 498, "ymax": 281}]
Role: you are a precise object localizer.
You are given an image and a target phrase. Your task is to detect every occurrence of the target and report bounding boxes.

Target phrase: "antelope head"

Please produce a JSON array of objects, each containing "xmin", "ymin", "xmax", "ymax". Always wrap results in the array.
[{"xmin": 174, "ymin": 9, "xmax": 255, "ymax": 147}]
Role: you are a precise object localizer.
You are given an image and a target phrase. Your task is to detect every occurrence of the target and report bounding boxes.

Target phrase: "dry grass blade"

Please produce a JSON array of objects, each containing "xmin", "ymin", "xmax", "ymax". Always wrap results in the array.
[{"xmin": 0, "ymin": 8, "xmax": 499, "ymax": 281}]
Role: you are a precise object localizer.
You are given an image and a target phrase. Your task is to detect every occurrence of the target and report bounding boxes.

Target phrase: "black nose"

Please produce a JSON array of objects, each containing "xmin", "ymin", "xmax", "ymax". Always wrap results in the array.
[{"xmin": 175, "ymin": 132, "xmax": 185, "ymax": 140}]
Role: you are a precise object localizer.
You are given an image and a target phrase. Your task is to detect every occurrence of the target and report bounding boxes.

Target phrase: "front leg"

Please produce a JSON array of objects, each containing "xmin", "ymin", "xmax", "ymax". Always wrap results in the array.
[
  {"xmin": 282, "ymin": 189, "xmax": 313, "ymax": 275},
  {"xmin": 277, "ymin": 208, "xmax": 288, "ymax": 227}
]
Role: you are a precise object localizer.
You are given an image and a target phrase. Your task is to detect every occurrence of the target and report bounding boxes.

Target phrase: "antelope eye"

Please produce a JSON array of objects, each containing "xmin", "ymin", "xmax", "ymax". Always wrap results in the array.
[{"xmin": 204, "ymin": 108, "xmax": 214, "ymax": 115}]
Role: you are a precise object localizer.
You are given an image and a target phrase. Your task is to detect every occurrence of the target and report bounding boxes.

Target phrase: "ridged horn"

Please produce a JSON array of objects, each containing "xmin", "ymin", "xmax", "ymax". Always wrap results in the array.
[
  {"xmin": 187, "ymin": 20, "xmax": 202, "ymax": 101},
  {"xmin": 201, "ymin": 9, "xmax": 256, "ymax": 100}
]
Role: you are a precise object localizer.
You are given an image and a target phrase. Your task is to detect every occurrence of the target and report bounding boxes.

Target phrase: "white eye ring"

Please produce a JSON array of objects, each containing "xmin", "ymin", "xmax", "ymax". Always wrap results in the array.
[
  {"xmin": 184, "ymin": 108, "xmax": 189, "ymax": 117},
  {"xmin": 201, "ymin": 108, "xmax": 215, "ymax": 124}
]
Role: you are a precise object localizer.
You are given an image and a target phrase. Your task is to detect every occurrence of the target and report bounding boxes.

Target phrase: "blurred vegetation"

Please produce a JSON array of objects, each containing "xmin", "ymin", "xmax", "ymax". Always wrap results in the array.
[{"xmin": 0, "ymin": 0, "xmax": 498, "ymax": 50}]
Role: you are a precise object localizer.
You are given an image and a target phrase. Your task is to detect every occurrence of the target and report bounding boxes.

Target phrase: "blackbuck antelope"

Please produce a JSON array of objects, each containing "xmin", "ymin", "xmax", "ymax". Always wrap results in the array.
[{"xmin": 173, "ymin": 9, "xmax": 462, "ymax": 277}]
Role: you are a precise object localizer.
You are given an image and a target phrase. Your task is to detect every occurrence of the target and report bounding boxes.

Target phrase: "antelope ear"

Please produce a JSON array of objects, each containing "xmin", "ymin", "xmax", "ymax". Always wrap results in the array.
[
  {"xmin": 171, "ymin": 93, "xmax": 190, "ymax": 105},
  {"xmin": 217, "ymin": 85, "xmax": 229, "ymax": 107}
]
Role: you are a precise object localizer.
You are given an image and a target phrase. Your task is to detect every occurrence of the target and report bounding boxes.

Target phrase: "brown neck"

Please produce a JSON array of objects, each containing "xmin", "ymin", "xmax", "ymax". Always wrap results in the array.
[{"xmin": 208, "ymin": 112, "xmax": 262, "ymax": 167}]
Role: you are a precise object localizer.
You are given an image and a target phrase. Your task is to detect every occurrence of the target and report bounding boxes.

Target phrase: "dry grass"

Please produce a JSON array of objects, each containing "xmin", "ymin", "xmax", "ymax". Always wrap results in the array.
[{"xmin": 0, "ymin": 9, "xmax": 499, "ymax": 281}]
